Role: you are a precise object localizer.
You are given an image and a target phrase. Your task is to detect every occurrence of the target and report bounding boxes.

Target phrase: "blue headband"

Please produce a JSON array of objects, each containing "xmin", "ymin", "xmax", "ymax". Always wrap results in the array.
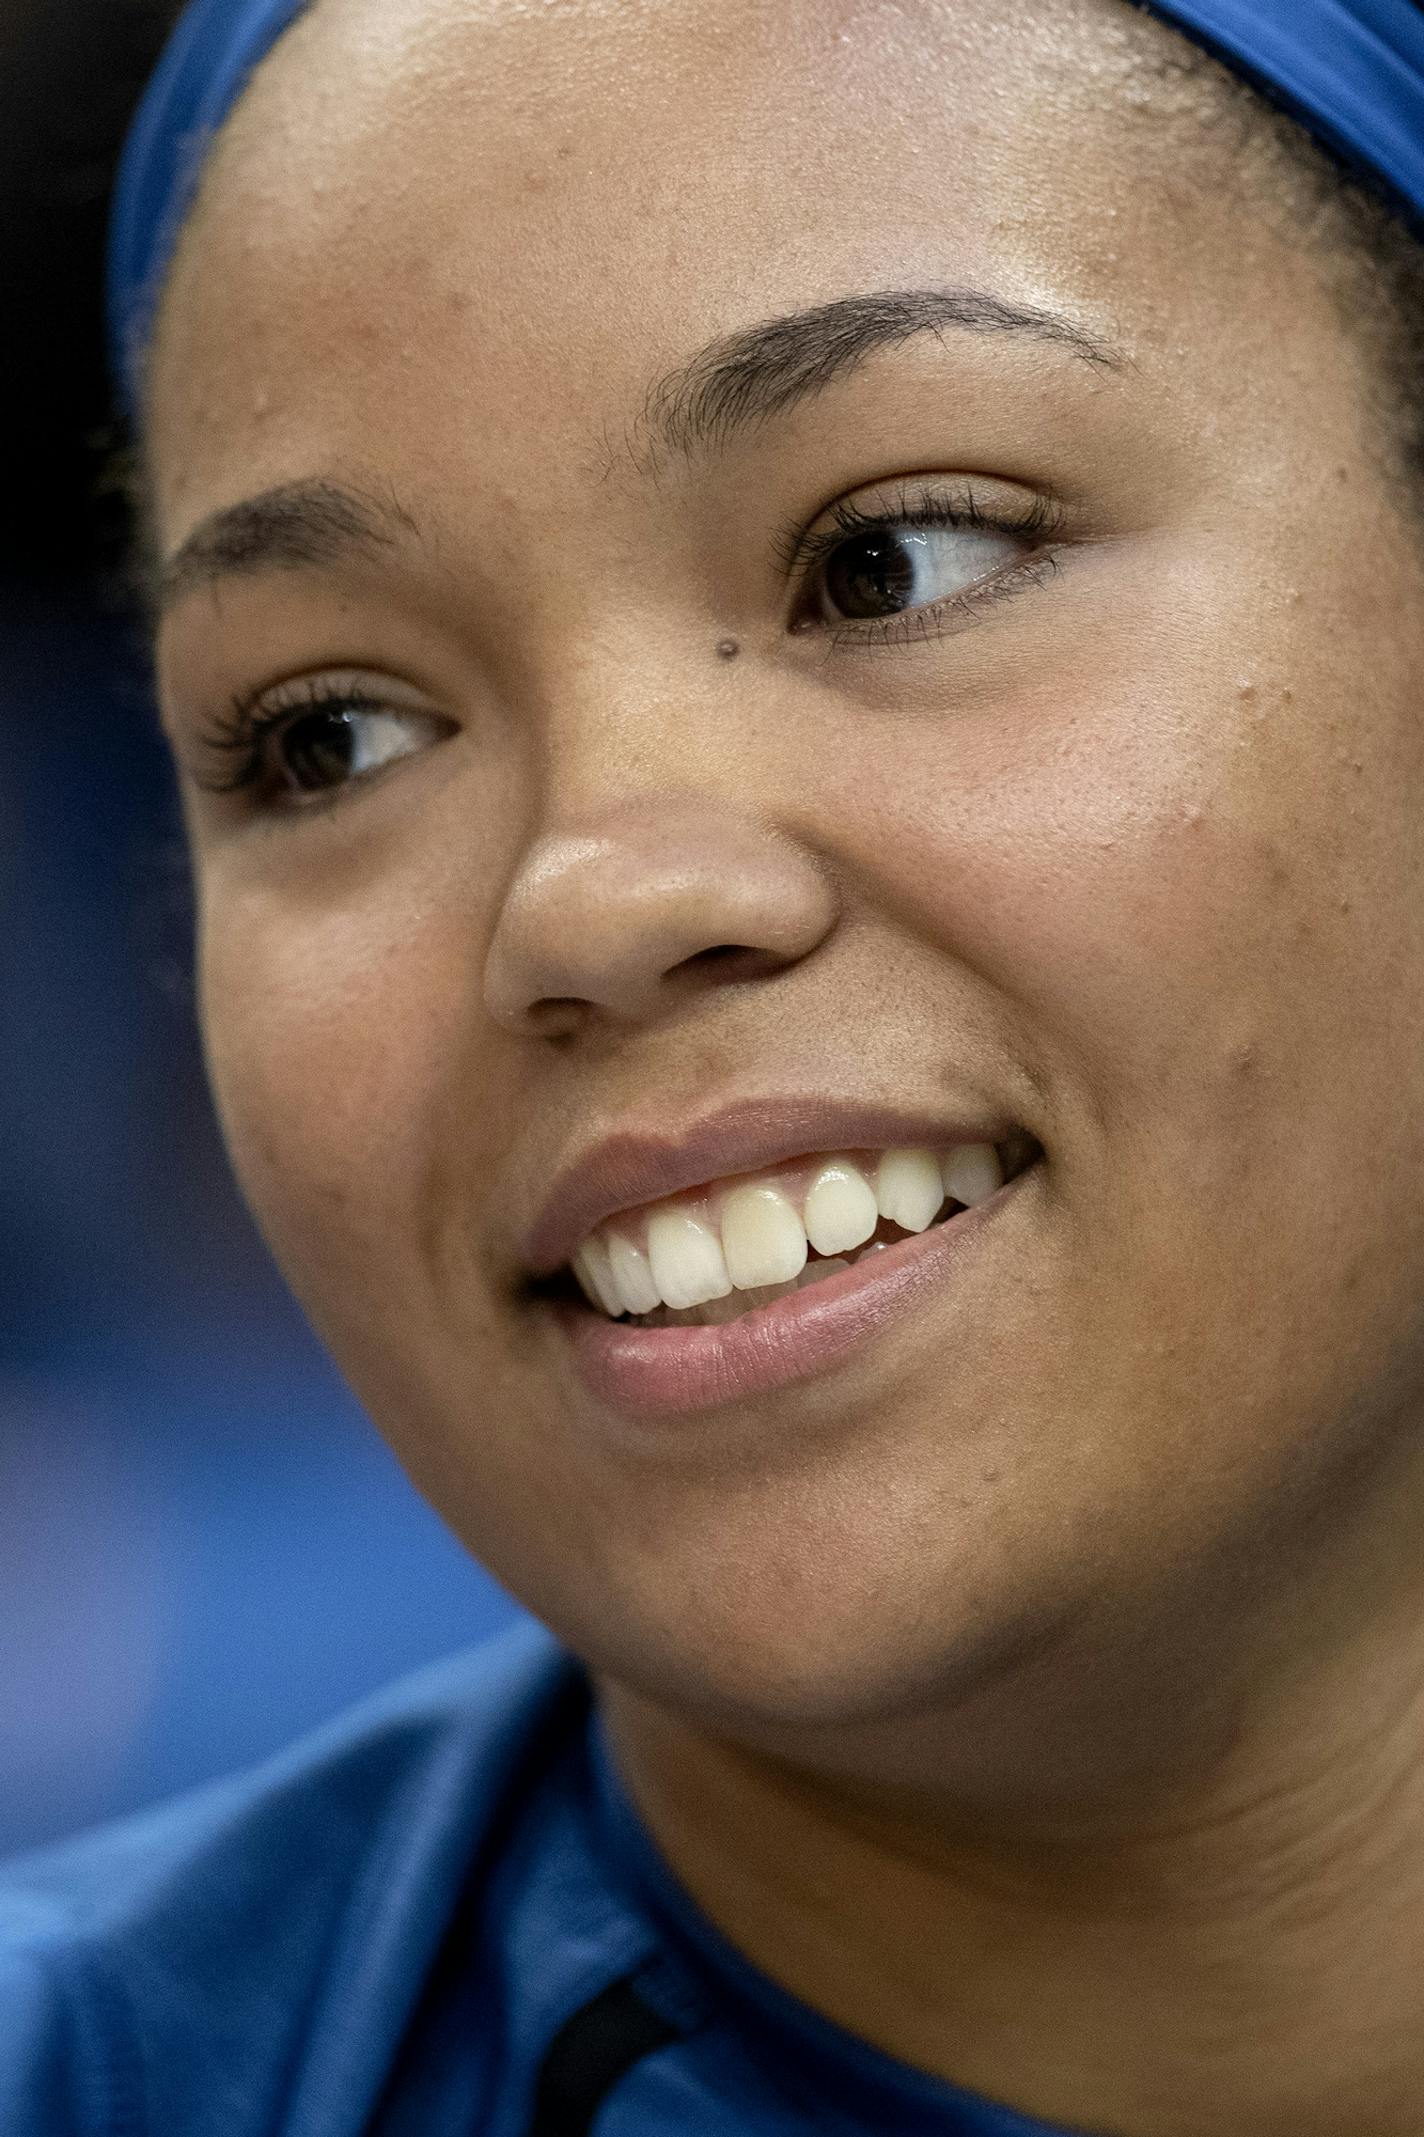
[
  {"xmin": 107, "ymin": 0, "xmax": 310, "ymax": 412},
  {"xmin": 107, "ymin": 0, "xmax": 1424, "ymax": 418}
]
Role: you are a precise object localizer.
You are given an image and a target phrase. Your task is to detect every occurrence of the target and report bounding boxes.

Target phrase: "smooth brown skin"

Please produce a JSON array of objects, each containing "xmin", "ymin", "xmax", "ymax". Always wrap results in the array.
[{"xmin": 146, "ymin": 0, "xmax": 1424, "ymax": 2129}]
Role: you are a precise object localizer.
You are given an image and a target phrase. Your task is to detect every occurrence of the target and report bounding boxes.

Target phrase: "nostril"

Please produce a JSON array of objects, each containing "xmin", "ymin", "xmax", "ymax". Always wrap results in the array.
[
  {"xmin": 686, "ymin": 943, "xmax": 752, "ymax": 965},
  {"xmin": 676, "ymin": 943, "xmax": 782, "ymax": 981}
]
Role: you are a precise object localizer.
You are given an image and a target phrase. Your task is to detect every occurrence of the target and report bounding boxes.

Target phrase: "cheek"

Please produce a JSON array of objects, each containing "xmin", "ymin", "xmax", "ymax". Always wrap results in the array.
[
  {"xmin": 195, "ymin": 877, "xmax": 477, "ymax": 1306},
  {"xmin": 831, "ymin": 564, "xmax": 1424, "ymax": 1303}
]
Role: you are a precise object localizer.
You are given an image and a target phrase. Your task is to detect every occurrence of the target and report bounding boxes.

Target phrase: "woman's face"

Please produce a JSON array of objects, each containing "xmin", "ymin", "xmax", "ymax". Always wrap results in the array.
[{"xmin": 148, "ymin": 0, "xmax": 1424, "ymax": 1787}]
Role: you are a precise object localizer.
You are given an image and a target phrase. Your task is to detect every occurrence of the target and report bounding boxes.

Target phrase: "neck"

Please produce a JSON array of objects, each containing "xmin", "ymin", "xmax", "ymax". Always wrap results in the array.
[{"xmin": 596, "ymin": 1604, "xmax": 1424, "ymax": 2137}]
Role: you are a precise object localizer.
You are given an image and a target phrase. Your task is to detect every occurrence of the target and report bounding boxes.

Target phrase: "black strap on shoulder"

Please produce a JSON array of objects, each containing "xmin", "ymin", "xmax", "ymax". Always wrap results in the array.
[{"xmin": 526, "ymin": 1969, "xmax": 684, "ymax": 2136}]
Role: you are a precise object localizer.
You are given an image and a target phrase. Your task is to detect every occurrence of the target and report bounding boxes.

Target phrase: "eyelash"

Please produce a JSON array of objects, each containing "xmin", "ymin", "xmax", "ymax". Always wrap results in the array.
[
  {"xmin": 192, "ymin": 483, "xmax": 1063, "ymax": 807},
  {"xmin": 191, "ymin": 677, "xmax": 392, "ymax": 805}
]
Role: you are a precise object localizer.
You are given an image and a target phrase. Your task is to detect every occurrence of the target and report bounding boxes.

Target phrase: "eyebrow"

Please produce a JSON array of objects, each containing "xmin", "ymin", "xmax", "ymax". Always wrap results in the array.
[
  {"xmin": 637, "ymin": 284, "xmax": 1124, "ymax": 466},
  {"xmin": 157, "ymin": 479, "xmax": 416, "ymax": 614},
  {"xmin": 157, "ymin": 286, "xmax": 1121, "ymax": 610}
]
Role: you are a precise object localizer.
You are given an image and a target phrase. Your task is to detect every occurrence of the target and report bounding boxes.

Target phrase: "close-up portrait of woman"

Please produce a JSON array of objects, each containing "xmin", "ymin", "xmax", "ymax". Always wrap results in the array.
[{"xmin": 8, "ymin": 0, "xmax": 1424, "ymax": 2129}]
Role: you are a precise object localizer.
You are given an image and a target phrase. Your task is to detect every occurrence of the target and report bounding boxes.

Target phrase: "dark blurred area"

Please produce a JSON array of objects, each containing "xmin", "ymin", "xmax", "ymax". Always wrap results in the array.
[
  {"xmin": 0, "ymin": 0, "xmax": 172, "ymax": 579},
  {"xmin": 0, "ymin": 0, "xmax": 521, "ymax": 1857}
]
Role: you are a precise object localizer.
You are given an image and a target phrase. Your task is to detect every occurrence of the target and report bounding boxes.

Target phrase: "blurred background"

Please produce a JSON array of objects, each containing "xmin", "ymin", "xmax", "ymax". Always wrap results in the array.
[{"xmin": 0, "ymin": 0, "xmax": 524, "ymax": 1858}]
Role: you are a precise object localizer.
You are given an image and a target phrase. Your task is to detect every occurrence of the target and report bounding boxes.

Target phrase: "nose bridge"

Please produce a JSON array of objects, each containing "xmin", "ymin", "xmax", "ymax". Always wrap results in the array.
[
  {"xmin": 478, "ymin": 546, "xmax": 841, "ymax": 1029},
  {"xmin": 482, "ymin": 768, "xmax": 839, "ymax": 1031}
]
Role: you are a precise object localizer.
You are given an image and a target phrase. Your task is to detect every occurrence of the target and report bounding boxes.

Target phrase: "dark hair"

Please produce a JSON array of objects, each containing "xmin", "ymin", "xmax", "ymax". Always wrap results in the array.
[{"xmin": 1124, "ymin": 2, "xmax": 1424, "ymax": 518}]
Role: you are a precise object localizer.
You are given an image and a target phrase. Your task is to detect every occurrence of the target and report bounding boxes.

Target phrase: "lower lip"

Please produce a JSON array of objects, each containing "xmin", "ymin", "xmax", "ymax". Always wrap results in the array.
[{"xmin": 544, "ymin": 1163, "xmax": 1038, "ymax": 1421}]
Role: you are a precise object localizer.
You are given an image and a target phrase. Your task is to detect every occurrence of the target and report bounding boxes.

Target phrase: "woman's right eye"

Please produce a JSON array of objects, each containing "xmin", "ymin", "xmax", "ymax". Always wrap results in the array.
[
  {"xmin": 193, "ymin": 688, "xmax": 451, "ymax": 810},
  {"xmin": 272, "ymin": 702, "xmax": 441, "ymax": 795}
]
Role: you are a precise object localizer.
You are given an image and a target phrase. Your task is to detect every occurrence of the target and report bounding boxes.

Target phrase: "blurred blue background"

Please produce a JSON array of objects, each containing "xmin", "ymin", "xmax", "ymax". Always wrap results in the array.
[
  {"xmin": 0, "ymin": 575, "xmax": 525, "ymax": 1859},
  {"xmin": 0, "ymin": 0, "xmax": 535, "ymax": 1862}
]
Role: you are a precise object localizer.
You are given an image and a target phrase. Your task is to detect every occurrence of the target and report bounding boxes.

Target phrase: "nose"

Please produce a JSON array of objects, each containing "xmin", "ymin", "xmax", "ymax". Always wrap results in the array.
[{"xmin": 483, "ymin": 794, "xmax": 839, "ymax": 1034}]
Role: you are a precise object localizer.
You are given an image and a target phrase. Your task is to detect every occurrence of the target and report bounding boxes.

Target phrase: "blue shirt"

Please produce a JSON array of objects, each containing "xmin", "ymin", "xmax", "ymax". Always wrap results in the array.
[{"xmin": 0, "ymin": 1616, "xmax": 1080, "ymax": 2134}]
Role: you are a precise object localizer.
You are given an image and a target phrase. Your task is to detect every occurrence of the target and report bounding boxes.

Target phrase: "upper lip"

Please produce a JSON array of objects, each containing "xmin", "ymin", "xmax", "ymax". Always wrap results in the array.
[{"xmin": 520, "ymin": 1094, "xmax": 1031, "ymax": 1283}]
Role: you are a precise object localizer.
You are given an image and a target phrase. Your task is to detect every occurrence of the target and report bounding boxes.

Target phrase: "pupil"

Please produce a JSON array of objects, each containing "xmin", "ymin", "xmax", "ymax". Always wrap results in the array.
[
  {"xmin": 285, "ymin": 709, "xmax": 358, "ymax": 790},
  {"xmin": 825, "ymin": 530, "xmax": 919, "ymax": 618}
]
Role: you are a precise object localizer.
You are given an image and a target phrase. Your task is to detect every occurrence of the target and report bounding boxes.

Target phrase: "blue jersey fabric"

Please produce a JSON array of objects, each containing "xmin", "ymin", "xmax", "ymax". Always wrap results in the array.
[{"xmin": 0, "ymin": 1616, "xmax": 1084, "ymax": 2136}]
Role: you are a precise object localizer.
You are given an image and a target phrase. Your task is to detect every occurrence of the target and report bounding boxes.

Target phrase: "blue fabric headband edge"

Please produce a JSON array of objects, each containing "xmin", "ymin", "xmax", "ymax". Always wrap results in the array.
[
  {"xmin": 1141, "ymin": 0, "xmax": 1424, "ymax": 238},
  {"xmin": 106, "ymin": 0, "xmax": 310, "ymax": 418}
]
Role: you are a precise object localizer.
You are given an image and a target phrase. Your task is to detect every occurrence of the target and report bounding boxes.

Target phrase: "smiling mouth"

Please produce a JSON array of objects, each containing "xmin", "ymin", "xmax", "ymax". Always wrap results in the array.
[{"xmin": 530, "ymin": 1130, "xmax": 1043, "ymax": 1331}]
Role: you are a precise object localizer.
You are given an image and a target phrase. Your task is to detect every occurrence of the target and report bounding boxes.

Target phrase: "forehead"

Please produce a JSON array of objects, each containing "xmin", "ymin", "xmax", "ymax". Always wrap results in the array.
[{"xmin": 144, "ymin": 0, "xmax": 1269, "ymax": 537}]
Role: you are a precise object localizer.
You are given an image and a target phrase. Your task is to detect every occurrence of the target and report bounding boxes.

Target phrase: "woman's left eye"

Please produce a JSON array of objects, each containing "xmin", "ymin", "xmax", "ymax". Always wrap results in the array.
[{"xmin": 812, "ymin": 520, "xmax": 1030, "ymax": 625}]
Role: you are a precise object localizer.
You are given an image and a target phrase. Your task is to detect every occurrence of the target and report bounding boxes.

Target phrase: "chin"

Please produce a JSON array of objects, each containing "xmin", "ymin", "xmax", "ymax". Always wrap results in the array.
[{"xmin": 560, "ymin": 1559, "xmax": 1089, "ymax": 1750}]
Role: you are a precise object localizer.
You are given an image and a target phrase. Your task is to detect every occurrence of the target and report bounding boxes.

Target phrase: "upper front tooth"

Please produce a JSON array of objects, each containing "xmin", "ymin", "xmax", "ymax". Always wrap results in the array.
[
  {"xmin": 646, "ymin": 1209, "xmax": 734, "ymax": 1310},
  {"xmin": 718, "ymin": 1185, "xmax": 809, "ymax": 1290},
  {"xmin": 802, "ymin": 1158, "xmax": 880, "ymax": 1256},
  {"xmin": 941, "ymin": 1142, "xmax": 1004, "ymax": 1208},
  {"xmin": 874, "ymin": 1148, "xmax": 946, "ymax": 1233},
  {"xmin": 606, "ymin": 1229, "xmax": 662, "ymax": 1315}
]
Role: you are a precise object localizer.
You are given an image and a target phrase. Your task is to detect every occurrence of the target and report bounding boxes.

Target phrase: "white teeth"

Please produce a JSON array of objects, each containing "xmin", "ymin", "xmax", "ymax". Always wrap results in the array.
[
  {"xmin": 941, "ymin": 1142, "xmax": 1004, "ymax": 1209},
  {"xmin": 646, "ymin": 1209, "xmax": 734, "ymax": 1311},
  {"xmin": 718, "ymin": 1184, "xmax": 809, "ymax": 1290},
  {"xmin": 568, "ymin": 1137, "xmax": 1029, "ymax": 1320},
  {"xmin": 802, "ymin": 1158, "xmax": 880, "ymax": 1256},
  {"xmin": 632, "ymin": 1258, "xmax": 859, "ymax": 1332},
  {"xmin": 573, "ymin": 1235, "xmax": 626, "ymax": 1318},
  {"xmin": 605, "ymin": 1230, "xmax": 662, "ymax": 1315},
  {"xmin": 874, "ymin": 1148, "xmax": 947, "ymax": 1233}
]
